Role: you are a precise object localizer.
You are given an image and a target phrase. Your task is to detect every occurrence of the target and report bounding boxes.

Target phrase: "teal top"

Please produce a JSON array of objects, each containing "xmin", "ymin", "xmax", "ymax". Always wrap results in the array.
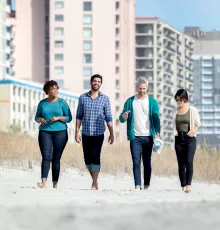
[
  {"xmin": 35, "ymin": 98, "xmax": 72, "ymax": 131},
  {"xmin": 119, "ymin": 96, "xmax": 160, "ymax": 140}
]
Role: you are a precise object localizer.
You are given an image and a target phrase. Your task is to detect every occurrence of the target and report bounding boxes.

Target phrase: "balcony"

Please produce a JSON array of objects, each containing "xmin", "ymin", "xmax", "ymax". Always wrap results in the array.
[
  {"xmin": 202, "ymin": 69, "xmax": 213, "ymax": 75},
  {"xmin": 202, "ymin": 63, "xmax": 213, "ymax": 67},
  {"xmin": 5, "ymin": 32, "xmax": 11, "ymax": 40},
  {"xmin": 5, "ymin": 46, "xmax": 11, "ymax": 54},
  {"xmin": 4, "ymin": 5, "xmax": 11, "ymax": 13},
  {"xmin": 164, "ymin": 32, "xmax": 176, "ymax": 42}
]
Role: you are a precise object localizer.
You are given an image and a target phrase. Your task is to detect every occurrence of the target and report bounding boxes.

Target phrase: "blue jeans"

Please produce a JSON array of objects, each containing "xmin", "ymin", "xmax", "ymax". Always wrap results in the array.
[
  {"xmin": 38, "ymin": 130, "xmax": 68, "ymax": 183},
  {"xmin": 130, "ymin": 136, "xmax": 154, "ymax": 187}
]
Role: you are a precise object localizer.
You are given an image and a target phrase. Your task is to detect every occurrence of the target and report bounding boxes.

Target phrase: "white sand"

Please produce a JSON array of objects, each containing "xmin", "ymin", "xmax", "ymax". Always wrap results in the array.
[{"xmin": 1, "ymin": 167, "xmax": 220, "ymax": 229}]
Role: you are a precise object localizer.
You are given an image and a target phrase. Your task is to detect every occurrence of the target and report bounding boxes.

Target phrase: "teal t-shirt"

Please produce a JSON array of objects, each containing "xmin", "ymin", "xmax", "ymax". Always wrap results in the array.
[{"xmin": 35, "ymin": 98, "xmax": 72, "ymax": 131}]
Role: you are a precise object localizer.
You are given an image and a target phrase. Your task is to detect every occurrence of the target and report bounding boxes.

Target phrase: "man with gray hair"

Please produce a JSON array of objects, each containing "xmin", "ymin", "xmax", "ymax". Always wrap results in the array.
[{"xmin": 119, "ymin": 76, "xmax": 161, "ymax": 190}]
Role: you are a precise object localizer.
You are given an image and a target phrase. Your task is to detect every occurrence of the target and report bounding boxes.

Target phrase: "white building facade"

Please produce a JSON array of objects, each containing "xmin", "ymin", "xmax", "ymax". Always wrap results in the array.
[
  {"xmin": 136, "ymin": 17, "xmax": 194, "ymax": 144},
  {"xmin": 0, "ymin": 77, "xmax": 79, "ymax": 143}
]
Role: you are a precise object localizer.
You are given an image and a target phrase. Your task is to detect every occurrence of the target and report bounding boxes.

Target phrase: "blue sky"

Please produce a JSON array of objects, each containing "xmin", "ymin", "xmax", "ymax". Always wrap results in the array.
[
  {"xmin": 11, "ymin": 0, "xmax": 219, "ymax": 31},
  {"xmin": 136, "ymin": 0, "xmax": 220, "ymax": 31}
]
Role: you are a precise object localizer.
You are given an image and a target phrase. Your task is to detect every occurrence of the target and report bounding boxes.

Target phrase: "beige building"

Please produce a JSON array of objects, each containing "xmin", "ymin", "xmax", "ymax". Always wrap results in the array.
[
  {"xmin": 11, "ymin": 0, "xmax": 136, "ymax": 141},
  {"xmin": 12, "ymin": 0, "xmax": 45, "ymax": 83},
  {"xmin": 136, "ymin": 17, "xmax": 194, "ymax": 144},
  {"xmin": 0, "ymin": 0, "xmax": 11, "ymax": 80}
]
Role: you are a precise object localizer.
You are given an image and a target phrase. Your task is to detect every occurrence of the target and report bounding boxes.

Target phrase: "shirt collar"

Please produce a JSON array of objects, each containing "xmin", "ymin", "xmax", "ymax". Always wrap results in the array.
[{"xmin": 86, "ymin": 91, "xmax": 103, "ymax": 97}]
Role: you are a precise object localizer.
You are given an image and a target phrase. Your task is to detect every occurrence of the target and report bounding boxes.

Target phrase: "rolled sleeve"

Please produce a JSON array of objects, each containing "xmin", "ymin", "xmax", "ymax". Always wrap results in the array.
[
  {"xmin": 76, "ymin": 96, "xmax": 83, "ymax": 120},
  {"xmin": 104, "ymin": 97, "xmax": 112, "ymax": 122}
]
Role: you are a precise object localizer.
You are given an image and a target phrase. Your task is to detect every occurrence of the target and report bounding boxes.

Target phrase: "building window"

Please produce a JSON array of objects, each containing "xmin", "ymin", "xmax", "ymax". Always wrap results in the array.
[
  {"xmin": 83, "ymin": 28, "xmax": 92, "ymax": 37},
  {"xmin": 23, "ymin": 105, "xmax": 26, "ymax": 113},
  {"xmin": 83, "ymin": 40, "xmax": 92, "ymax": 50},
  {"xmin": 84, "ymin": 2, "xmax": 92, "ymax": 11},
  {"xmin": 83, "ymin": 54, "xmax": 92, "ymax": 64},
  {"xmin": 55, "ymin": 15, "xmax": 64, "ymax": 21},
  {"xmin": 55, "ymin": 54, "xmax": 64, "ymax": 61},
  {"xmin": 83, "ymin": 67, "xmax": 92, "ymax": 76},
  {"xmin": 55, "ymin": 27, "xmax": 64, "ymax": 35},
  {"xmin": 55, "ymin": 66, "xmax": 64, "ymax": 75},
  {"xmin": 55, "ymin": 1, "xmax": 64, "ymax": 8},
  {"xmin": 13, "ymin": 103, "xmax": 15, "ymax": 111},
  {"xmin": 13, "ymin": 86, "xmax": 16, "ymax": 95},
  {"xmin": 84, "ymin": 80, "xmax": 91, "ymax": 89},
  {"xmin": 116, "ymin": 1, "xmax": 120, "ymax": 10},
  {"xmin": 55, "ymin": 41, "xmax": 64, "ymax": 48},
  {"xmin": 83, "ymin": 14, "xmax": 92, "ymax": 24},
  {"xmin": 57, "ymin": 80, "xmax": 64, "ymax": 87}
]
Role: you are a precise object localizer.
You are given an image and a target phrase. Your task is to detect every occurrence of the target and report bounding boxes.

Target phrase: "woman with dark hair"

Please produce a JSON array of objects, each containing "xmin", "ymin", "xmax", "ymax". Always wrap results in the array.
[
  {"xmin": 172, "ymin": 89, "xmax": 201, "ymax": 193},
  {"xmin": 35, "ymin": 80, "xmax": 72, "ymax": 188}
]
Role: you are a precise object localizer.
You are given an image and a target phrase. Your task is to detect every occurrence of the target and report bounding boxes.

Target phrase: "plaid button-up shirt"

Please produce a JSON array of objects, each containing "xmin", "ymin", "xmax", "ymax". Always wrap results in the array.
[{"xmin": 76, "ymin": 91, "xmax": 112, "ymax": 136}]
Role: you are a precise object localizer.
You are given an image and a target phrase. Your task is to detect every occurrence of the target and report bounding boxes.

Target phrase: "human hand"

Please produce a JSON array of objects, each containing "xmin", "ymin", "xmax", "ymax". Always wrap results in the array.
[
  {"xmin": 49, "ymin": 117, "xmax": 60, "ymax": 123},
  {"xmin": 122, "ymin": 110, "xmax": 130, "ymax": 120},
  {"xmin": 187, "ymin": 130, "xmax": 195, "ymax": 137},
  {"xmin": 108, "ymin": 135, "xmax": 114, "ymax": 145},
  {"xmin": 75, "ymin": 132, "xmax": 81, "ymax": 144},
  {"xmin": 37, "ymin": 117, "xmax": 47, "ymax": 125}
]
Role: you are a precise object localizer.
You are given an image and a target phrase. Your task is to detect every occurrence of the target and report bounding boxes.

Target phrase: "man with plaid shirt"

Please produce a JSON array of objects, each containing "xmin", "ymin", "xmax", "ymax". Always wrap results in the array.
[{"xmin": 75, "ymin": 74, "xmax": 114, "ymax": 190}]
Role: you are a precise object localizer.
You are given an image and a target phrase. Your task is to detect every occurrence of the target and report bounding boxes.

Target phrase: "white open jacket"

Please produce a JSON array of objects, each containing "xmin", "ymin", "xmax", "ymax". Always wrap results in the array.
[{"xmin": 172, "ymin": 106, "xmax": 201, "ymax": 137}]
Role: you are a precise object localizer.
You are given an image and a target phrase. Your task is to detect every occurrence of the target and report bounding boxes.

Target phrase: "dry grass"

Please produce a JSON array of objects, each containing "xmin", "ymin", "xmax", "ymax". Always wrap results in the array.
[{"xmin": 0, "ymin": 132, "xmax": 220, "ymax": 183}]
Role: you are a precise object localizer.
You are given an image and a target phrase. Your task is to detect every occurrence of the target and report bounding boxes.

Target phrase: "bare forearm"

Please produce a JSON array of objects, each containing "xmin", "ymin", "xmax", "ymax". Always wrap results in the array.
[
  {"xmin": 193, "ymin": 126, "xmax": 199, "ymax": 133},
  {"xmin": 107, "ymin": 122, "xmax": 114, "ymax": 136},
  {"xmin": 75, "ymin": 120, "xmax": 82, "ymax": 133},
  {"xmin": 57, "ymin": 116, "xmax": 66, "ymax": 122}
]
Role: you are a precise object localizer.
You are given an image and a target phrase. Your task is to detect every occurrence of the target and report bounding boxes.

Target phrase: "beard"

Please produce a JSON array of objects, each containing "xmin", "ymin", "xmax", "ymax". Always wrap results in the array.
[{"xmin": 92, "ymin": 84, "xmax": 100, "ymax": 91}]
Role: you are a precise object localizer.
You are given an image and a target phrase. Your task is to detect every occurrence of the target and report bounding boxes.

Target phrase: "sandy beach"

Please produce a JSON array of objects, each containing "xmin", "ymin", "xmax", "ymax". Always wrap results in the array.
[{"xmin": 1, "ymin": 167, "xmax": 220, "ymax": 229}]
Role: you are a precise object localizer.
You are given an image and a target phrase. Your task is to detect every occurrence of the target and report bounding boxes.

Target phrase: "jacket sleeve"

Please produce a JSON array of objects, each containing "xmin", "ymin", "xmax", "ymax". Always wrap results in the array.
[
  {"xmin": 152, "ymin": 99, "xmax": 161, "ymax": 133},
  {"xmin": 119, "ymin": 100, "xmax": 129, "ymax": 123}
]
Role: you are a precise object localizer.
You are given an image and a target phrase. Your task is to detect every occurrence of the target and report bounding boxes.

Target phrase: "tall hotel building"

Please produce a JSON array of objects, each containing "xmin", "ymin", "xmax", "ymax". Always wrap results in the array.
[
  {"xmin": 0, "ymin": 0, "xmax": 11, "ymax": 80},
  {"xmin": 9, "ymin": 0, "xmax": 136, "ymax": 141},
  {"xmin": 136, "ymin": 17, "xmax": 194, "ymax": 144},
  {"xmin": 185, "ymin": 27, "xmax": 220, "ymax": 149}
]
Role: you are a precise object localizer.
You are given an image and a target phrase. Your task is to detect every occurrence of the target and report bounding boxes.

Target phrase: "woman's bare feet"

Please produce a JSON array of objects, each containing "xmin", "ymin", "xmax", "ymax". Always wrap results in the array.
[
  {"xmin": 91, "ymin": 183, "xmax": 98, "ymax": 190},
  {"xmin": 37, "ymin": 179, "xmax": 46, "ymax": 188},
  {"xmin": 182, "ymin": 186, "xmax": 186, "ymax": 192}
]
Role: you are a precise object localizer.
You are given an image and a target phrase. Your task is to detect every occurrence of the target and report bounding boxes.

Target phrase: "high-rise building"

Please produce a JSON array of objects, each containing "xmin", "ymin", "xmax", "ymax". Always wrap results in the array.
[
  {"xmin": 136, "ymin": 17, "xmax": 194, "ymax": 144},
  {"xmin": 10, "ymin": 0, "xmax": 136, "ymax": 141},
  {"xmin": 0, "ymin": 0, "xmax": 11, "ymax": 80},
  {"xmin": 185, "ymin": 27, "xmax": 220, "ymax": 149}
]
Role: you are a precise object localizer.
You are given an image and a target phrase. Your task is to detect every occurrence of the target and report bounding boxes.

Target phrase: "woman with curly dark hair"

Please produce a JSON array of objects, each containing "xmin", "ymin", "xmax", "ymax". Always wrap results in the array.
[{"xmin": 35, "ymin": 80, "xmax": 72, "ymax": 188}]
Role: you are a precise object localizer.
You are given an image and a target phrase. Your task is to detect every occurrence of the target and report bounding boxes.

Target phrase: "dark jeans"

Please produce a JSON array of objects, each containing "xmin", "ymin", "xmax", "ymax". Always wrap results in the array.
[
  {"xmin": 82, "ymin": 134, "xmax": 104, "ymax": 172},
  {"xmin": 130, "ymin": 136, "xmax": 154, "ymax": 187},
  {"xmin": 175, "ymin": 132, "xmax": 197, "ymax": 187},
  {"xmin": 38, "ymin": 130, "xmax": 68, "ymax": 182}
]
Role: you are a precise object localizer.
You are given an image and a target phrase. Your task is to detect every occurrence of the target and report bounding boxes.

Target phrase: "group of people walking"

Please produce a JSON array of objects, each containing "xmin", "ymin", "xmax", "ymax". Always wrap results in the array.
[{"xmin": 35, "ymin": 75, "xmax": 200, "ymax": 193}]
